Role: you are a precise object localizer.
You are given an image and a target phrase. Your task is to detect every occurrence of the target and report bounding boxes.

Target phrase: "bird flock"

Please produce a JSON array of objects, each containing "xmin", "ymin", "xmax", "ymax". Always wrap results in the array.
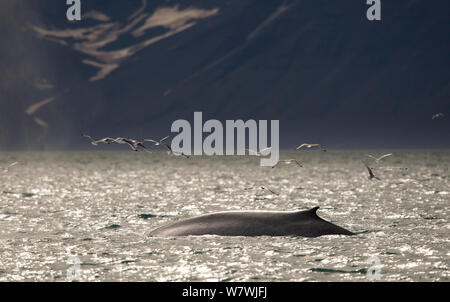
[
  {"xmin": 82, "ymin": 134, "xmax": 190, "ymax": 158},
  {"xmin": 1, "ymin": 135, "xmax": 408, "ymax": 187},
  {"xmin": 79, "ymin": 133, "xmax": 408, "ymax": 196},
  {"xmin": 79, "ymin": 110, "xmax": 444, "ymax": 176}
]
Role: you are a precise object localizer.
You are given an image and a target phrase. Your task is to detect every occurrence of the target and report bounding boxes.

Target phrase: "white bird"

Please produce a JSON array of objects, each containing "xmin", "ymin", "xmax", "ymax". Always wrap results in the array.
[
  {"xmin": 245, "ymin": 147, "xmax": 272, "ymax": 156},
  {"xmin": 82, "ymin": 134, "xmax": 115, "ymax": 146},
  {"xmin": 260, "ymin": 186, "xmax": 279, "ymax": 196},
  {"xmin": 82, "ymin": 134, "xmax": 99, "ymax": 145},
  {"xmin": 114, "ymin": 137, "xmax": 151, "ymax": 152},
  {"xmin": 271, "ymin": 159, "xmax": 302, "ymax": 169},
  {"xmin": 432, "ymin": 113, "xmax": 444, "ymax": 120},
  {"xmin": 144, "ymin": 136, "xmax": 189, "ymax": 158},
  {"xmin": 2, "ymin": 162, "xmax": 19, "ymax": 173},
  {"xmin": 113, "ymin": 137, "xmax": 139, "ymax": 151},
  {"xmin": 295, "ymin": 143, "xmax": 326, "ymax": 152},
  {"xmin": 126, "ymin": 138, "xmax": 151, "ymax": 152},
  {"xmin": 365, "ymin": 153, "xmax": 393, "ymax": 162},
  {"xmin": 145, "ymin": 136, "xmax": 172, "ymax": 153},
  {"xmin": 144, "ymin": 136, "xmax": 170, "ymax": 146},
  {"xmin": 244, "ymin": 186, "xmax": 279, "ymax": 196}
]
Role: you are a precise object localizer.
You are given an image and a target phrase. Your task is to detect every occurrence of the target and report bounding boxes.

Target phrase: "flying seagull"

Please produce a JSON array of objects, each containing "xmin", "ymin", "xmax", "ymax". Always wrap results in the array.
[
  {"xmin": 144, "ymin": 136, "xmax": 189, "ymax": 158},
  {"xmin": 127, "ymin": 138, "xmax": 151, "ymax": 152},
  {"xmin": 2, "ymin": 162, "xmax": 19, "ymax": 173},
  {"xmin": 295, "ymin": 143, "xmax": 327, "ymax": 152},
  {"xmin": 260, "ymin": 186, "xmax": 279, "ymax": 196},
  {"xmin": 145, "ymin": 136, "xmax": 172, "ymax": 153},
  {"xmin": 245, "ymin": 147, "xmax": 272, "ymax": 156},
  {"xmin": 82, "ymin": 134, "xmax": 116, "ymax": 146},
  {"xmin": 144, "ymin": 136, "xmax": 170, "ymax": 146},
  {"xmin": 365, "ymin": 153, "xmax": 393, "ymax": 162},
  {"xmin": 244, "ymin": 186, "xmax": 279, "ymax": 196},
  {"xmin": 364, "ymin": 163, "xmax": 381, "ymax": 181},
  {"xmin": 113, "ymin": 137, "xmax": 138, "ymax": 151},
  {"xmin": 432, "ymin": 113, "xmax": 444, "ymax": 120},
  {"xmin": 271, "ymin": 159, "xmax": 303, "ymax": 169}
]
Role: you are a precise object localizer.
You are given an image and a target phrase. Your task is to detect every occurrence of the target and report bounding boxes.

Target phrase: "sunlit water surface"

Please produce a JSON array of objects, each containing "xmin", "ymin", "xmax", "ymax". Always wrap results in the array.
[{"xmin": 0, "ymin": 150, "xmax": 448, "ymax": 281}]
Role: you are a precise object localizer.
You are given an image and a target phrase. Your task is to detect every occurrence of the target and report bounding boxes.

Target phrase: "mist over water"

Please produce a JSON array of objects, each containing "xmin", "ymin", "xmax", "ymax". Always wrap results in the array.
[{"xmin": 0, "ymin": 150, "xmax": 448, "ymax": 281}]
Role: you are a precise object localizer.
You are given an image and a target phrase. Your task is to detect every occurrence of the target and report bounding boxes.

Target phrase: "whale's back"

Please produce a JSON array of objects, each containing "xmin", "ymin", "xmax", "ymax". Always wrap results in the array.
[{"xmin": 149, "ymin": 207, "xmax": 355, "ymax": 237}]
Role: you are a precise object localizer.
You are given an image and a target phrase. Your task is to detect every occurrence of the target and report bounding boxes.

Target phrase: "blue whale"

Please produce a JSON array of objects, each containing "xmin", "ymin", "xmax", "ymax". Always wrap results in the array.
[{"xmin": 149, "ymin": 206, "xmax": 355, "ymax": 237}]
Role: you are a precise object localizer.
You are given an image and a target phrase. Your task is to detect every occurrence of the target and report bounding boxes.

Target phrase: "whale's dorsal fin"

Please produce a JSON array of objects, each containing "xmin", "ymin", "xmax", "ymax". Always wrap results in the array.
[{"xmin": 305, "ymin": 206, "xmax": 320, "ymax": 218}]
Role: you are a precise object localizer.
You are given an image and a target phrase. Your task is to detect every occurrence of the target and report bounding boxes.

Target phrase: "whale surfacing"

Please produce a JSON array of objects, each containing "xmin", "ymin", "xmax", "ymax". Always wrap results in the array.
[{"xmin": 149, "ymin": 206, "xmax": 355, "ymax": 237}]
